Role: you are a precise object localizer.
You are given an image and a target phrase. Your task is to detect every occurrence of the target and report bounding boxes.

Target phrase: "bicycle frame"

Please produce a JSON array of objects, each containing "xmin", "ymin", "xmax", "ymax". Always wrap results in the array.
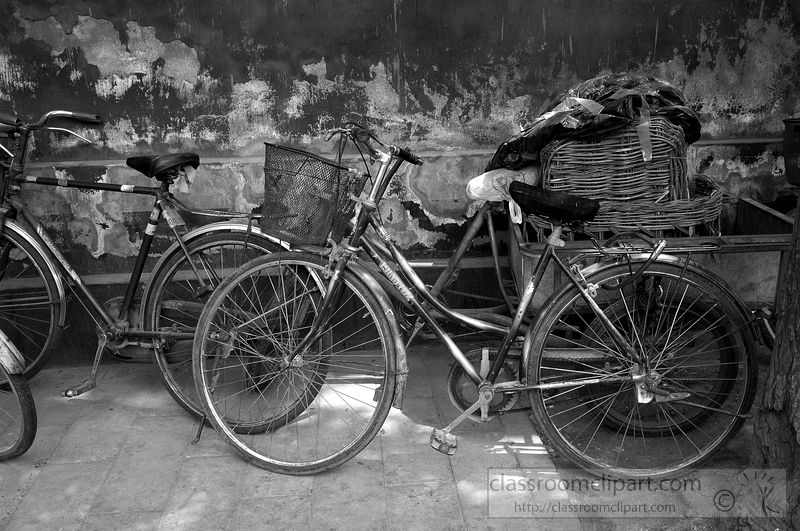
[
  {"xmin": 286, "ymin": 146, "xmax": 658, "ymax": 391},
  {"xmin": 4, "ymin": 175, "xmax": 207, "ymax": 342}
]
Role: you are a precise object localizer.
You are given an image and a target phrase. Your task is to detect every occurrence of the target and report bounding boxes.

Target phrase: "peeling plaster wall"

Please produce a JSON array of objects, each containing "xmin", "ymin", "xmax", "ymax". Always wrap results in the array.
[{"xmin": 0, "ymin": 0, "xmax": 798, "ymax": 264}]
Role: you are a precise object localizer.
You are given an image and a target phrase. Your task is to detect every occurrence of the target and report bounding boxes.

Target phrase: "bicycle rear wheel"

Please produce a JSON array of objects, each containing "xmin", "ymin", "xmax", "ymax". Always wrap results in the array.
[
  {"xmin": 142, "ymin": 230, "xmax": 278, "ymax": 418},
  {"xmin": 527, "ymin": 260, "xmax": 756, "ymax": 479},
  {"xmin": 0, "ymin": 363, "xmax": 37, "ymax": 461},
  {"xmin": 0, "ymin": 225, "xmax": 62, "ymax": 381},
  {"xmin": 193, "ymin": 253, "xmax": 396, "ymax": 474}
]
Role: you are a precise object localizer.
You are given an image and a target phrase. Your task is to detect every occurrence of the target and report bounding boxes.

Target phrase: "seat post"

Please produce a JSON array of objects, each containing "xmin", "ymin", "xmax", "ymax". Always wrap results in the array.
[{"xmin": 545, "ymin": 222, "xmax": 566, "ymax": 248}]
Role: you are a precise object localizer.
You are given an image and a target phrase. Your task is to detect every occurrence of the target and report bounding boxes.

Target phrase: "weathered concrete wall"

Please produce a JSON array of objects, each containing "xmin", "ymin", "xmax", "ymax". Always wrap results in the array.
[{"xmin": 1, "ymin": 0, "xmax": 798, "ymax": 263}]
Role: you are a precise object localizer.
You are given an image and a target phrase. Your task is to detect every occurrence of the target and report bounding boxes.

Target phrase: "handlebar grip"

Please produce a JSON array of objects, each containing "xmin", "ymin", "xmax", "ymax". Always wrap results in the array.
[
  {"xmin": 65, "ymin": 112, "xmax": 102, "ymax": 124},
  {"xmin": 392, "ymin": 146, "xmax": 423, "ymax": 165},
  {"xmin": 0, "ymin": 113, "xmax": 20, "ymax": 127}
]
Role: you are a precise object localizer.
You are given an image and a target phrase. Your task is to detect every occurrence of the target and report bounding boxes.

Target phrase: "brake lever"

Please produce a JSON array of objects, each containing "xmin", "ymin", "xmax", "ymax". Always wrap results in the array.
[
  {"xmin": 324, "ymin": 127, "xmax": 353, "ymax": 142},
  {"xmin": 43, "ymin": 126, "xmax": 94, "ymax": 144}
]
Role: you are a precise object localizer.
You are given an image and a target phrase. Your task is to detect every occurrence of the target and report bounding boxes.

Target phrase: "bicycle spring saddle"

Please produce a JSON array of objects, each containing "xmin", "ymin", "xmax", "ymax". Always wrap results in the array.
[
  {"xmin": 126, "ymin": 153, "xmax": 200, "ymax": 180},
  {"xmin": 509, "ymin": 180, "xmax": 600, "ymax": 222}
]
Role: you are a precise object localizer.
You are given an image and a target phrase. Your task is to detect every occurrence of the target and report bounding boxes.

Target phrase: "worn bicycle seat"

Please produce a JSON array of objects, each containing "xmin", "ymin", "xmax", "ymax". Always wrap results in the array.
[
  {"xmin": 509, "ymin": 181, "xmax": 600, "ymax": 223},
  {"xmin": 126, "ymin": 153, "xmax": 200, "ymax": 180}
]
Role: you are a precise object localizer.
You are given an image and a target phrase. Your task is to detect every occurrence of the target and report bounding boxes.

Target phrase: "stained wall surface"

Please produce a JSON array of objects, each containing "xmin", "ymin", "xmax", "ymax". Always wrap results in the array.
[{"xmin": 0, "ymin": 0, "xmax": 798, "ymax": 263}]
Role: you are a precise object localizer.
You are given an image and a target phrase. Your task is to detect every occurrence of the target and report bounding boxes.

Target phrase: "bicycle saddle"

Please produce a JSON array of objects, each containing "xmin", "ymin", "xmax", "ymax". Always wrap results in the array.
[
  {"xmin": 126, "ymin": 153, "xmax": 200, "ymax": 180},
  {"xmin": 509, "ymin": 181, "xmax": 600, "ymax": 222}
]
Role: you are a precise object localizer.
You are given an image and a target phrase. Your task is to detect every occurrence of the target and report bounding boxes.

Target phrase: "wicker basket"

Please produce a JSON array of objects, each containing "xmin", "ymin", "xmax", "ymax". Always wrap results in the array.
[
  {"xmin": 589, "ymin": 190, "xmax": 723, "ymax": 231},
  {"xmin": 537, "ymin": 116, "xmax": 720, "ymax": 232},
  {"xmin": 541, "ymin": 116, "xmax": 688, "ymax": 202},
  {"xmin": 261, "ymin": 143, "xmax": 367, "ymax": 245}
]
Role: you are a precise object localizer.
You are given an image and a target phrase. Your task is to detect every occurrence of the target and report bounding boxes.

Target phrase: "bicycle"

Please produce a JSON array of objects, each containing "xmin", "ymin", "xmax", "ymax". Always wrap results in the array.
[
  {"xmin": 0, "ymin": 327, "xmax": 36, "ymax": 461},
  {"xmin": 0, "ymin": 110, "xmax": 284, "ymax": 418},
  {"xmin": 192, "ymin": 123, "xmax": 757, "ymax": 479}
]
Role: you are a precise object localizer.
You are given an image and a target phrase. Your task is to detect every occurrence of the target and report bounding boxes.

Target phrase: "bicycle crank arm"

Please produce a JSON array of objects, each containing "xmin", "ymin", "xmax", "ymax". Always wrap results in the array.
[{"xmin": 430, "ymin": 385, "xmax": 493, "ymax": 456}]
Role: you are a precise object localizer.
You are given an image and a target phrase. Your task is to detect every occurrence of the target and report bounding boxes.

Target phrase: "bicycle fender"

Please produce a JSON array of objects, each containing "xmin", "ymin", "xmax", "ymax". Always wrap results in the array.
[
  {"xmin": 580, "ymin": 253, "xmax": 759, "ymax": 337},
  {"xmin": 4, "ymin": 219, "xmax": 66, "ymax": 327},
  {"xmin": 144, "ymin": 221, "xmax": 290, "ymax": 295},
  {"xmin": 0, "ymin": 328, "xmax": 25, "ymax": 374},
  {"xmin": 163, "ymin": 221, "xmax": 291, "ymax": 256},
  {"xmin": 345, "ymin": 260, "xmax": 410, "ymax": 410}
]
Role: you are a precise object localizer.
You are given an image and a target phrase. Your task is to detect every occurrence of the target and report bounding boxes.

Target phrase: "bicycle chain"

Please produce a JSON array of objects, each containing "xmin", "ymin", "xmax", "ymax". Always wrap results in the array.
[{"xmin": 488, "ymin": 346, "xmax": 613, "ymax": 415}]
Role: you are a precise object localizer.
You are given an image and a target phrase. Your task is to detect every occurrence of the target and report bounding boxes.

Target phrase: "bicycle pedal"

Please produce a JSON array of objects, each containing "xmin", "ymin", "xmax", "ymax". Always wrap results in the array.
[
  {"xmin": 63, "ymin": 379, "xmax": 96, "ymax": 398},
  {"xmin": 430, "ymin": 428, "xmax": 458, "ymax": 456}
]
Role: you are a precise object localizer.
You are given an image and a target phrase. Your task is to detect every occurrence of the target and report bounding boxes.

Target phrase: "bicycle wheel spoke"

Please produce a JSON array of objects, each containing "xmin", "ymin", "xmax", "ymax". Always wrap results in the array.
[
  {"xmin": 529, "ymin": 261, "xmax": 755, "ymax": 478},
  {"xmin": 194, "ymin": 253, "xmax": 395, "ymax": 474}
]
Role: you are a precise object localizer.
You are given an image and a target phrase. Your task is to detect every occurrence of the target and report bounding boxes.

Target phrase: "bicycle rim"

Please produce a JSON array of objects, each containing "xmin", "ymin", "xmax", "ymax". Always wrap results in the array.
[
  {"xmin": 0, "ymin": 226, "xmax": 62, "ymax": 380},
  {"xmin": 143, "ymin": 231, "xmax": 278, "ymax": 418},
  {"xmin": 527, "ymin": 261, "xmax": 756, "ymax": 479},
  {"xmin": 194, "ymin": 253, "xmax": 396, "ymax": 474},
  {"xmin": 0, "ymin": 364, "xmax": 37, "ymax": 461}
]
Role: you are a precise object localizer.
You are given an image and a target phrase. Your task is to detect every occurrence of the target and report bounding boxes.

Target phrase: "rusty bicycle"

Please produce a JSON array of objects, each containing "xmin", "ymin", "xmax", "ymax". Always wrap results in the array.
[
  {"xmin": 0, "ymin": 110, "xmax": 285, "ymax": 419},
  {"xmin": 192, "ymin": 123, "xmax": 758, "ymax": 478}
]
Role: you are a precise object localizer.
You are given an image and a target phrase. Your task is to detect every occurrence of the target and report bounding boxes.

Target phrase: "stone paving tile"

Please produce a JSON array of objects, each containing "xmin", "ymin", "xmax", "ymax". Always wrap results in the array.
[
  {"xmin": 0, "ymin": 463, "xmax": 37, "ymax": 529},
  {"xmin": 309, "ymin": 497, "xmax": 387, "ymax": 530},
  {"xmin": 240, "ymin": 466, "xmax": 314, "ymax": 498},
  {"xmin": 46, "ymin": 404, "xmax": 140, "ymax": 464},
  {"xmin": 230, "ymin": 494, "xmax": 312, "ymax": 530},
  {"xmin": 386, "ymin": 481, "xmax": 464, "ymax": 530},
  {"xmin": 159, "ymin": 454, "xmax": 251, "ymax": 529},
  {"xmin": 383, "ymin": 440, "xmax": 453, "ymax": 486},
  {"xmin": 90, "ymin": 414, "xmax": 189, "ymax": 514},
  {"xmin": 311, "ymin": 448, "xmax": 385, "ymax": 501},
  {"xmin": 1, "ymin": 460, "xmax": 112, "ymax": 530},
  {"xmin": 2, "ymin": 344, "xmax": 761, "ymax": 530},
  {"xmin": 80, "ymin": 510, "xmax": 162, "ymax": 531},
  {"xmin": 181, "ymin": 428, "xmax": 236, "ymax": 458}
]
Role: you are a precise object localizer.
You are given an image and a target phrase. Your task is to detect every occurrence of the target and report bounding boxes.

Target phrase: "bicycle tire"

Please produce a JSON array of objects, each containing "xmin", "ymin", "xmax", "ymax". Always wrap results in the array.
[
  {"xmin": 0, "ymin": 363, "xmax": 37, "ymax": 461},
  {"xmin": 0, "ymin": 225, "xmax": 62, "ymax": 381},
  {"xmin": 527, "ymin": 260, "xmax": 757, "ymax": 479},
  {"xmin": 142, "ymin": 230, "xmax": 279, "ymax": 418},
  {"xmin": 193, "ymin": 252, "xmax": 396, "ymax": 474}
]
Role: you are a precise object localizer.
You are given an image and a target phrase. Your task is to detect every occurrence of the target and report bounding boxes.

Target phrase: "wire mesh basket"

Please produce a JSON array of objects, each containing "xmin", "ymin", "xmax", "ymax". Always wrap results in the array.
[{"xmin": 261, "ymin": 143, "xmax": 368, "ymax": 245}]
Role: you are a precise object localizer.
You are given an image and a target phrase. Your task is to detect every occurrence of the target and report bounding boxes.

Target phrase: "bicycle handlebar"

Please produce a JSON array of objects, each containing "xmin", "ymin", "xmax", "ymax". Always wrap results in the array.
[
  {"xmin": 34, "ymin": 110, "xmax": 102, "ymax": 128},
  {"xmin": 0, "ymin": 110, "xmax": 102, "ymax": 130},
  {"xmin": 0, "ymin": 113, "xmax": 21, "ymax": 127},
  {"xmin": 389, "ymin": 145, "xmax": 423, "ymax": 166},
  {"xmin": 331, "ymin": 123, "xmax": 423, "ymax": 166}
]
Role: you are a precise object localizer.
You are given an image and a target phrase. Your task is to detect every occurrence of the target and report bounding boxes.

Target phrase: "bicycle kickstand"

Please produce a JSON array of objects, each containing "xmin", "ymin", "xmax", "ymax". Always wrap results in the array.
[
  {"xmin": 63, "ymin": 330, "xmax": 109, "ymax": 397},
  {"xmin": 190, "ymin": 415, "xmax": 207, "ymax": 445},
  {"xmin": 430, "ymin": 383, "xmax": 493, "ymax": 456}
]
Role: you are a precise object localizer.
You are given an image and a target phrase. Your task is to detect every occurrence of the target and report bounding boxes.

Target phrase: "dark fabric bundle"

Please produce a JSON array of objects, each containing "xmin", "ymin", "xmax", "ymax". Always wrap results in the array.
[{"xmin": 485, "ymin": 73, "xmax": 701, "ymax": 171}]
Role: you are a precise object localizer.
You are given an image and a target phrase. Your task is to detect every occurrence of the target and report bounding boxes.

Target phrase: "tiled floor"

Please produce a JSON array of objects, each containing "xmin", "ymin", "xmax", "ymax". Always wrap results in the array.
[{"xmin": 0, "ymin": 341, "xmax": 755, "ymax": 530}]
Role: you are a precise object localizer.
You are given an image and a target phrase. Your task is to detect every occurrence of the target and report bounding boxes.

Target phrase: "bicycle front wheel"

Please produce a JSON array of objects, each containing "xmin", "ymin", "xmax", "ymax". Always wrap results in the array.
[
  {"xmin": 527, "ymin": 260, "xmax": 756, "ymax": 479},
  {"xmin": 142, "ymin": 230, "xmax": 279, "ymax": 418},
  {"xmin": 0, "ymin": 225, "xmax": 62, "ymax": 380},
  {"xmin": 193, "ymin": 253, "xmax": 396, "ymax": 475},
  {"xmin": 0, "ymin": 363, "xmax": 37, "ymax": 461}
]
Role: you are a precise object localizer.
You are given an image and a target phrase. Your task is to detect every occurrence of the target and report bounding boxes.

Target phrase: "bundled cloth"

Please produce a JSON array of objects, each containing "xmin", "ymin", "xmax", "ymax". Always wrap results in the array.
[
  {"xmin": 466, "ymin": 166, "xmax": 540, "ymax": 223},
  {"xmin": 485, "ymin": 73, "xmax": 701, "ymax": 172}
]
